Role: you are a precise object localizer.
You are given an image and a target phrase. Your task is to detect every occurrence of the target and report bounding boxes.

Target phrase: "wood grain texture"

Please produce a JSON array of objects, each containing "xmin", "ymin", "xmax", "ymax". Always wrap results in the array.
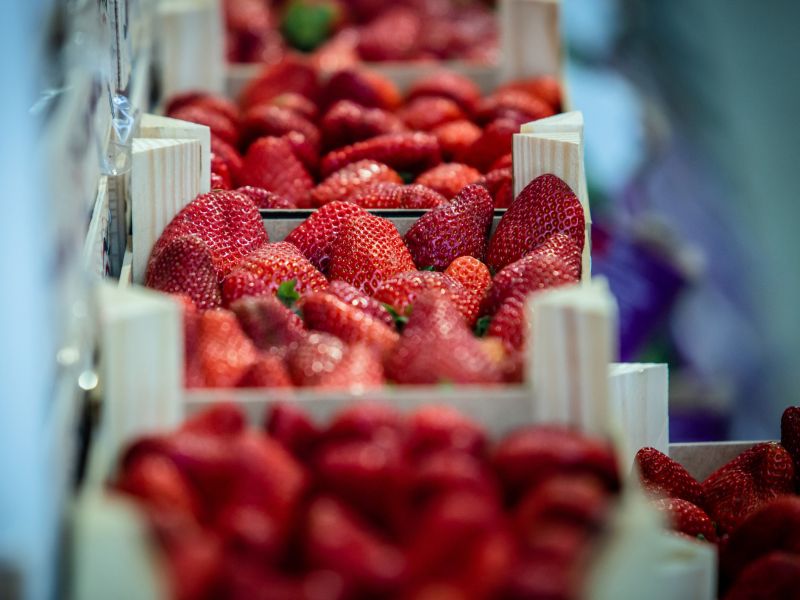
[
  {"xmin": 140, "ymin": 113, "xmax": 211, "ymax": 194},
  {"xmin": 499, "ymin": 0, "xmax": 561, "ymax": 82}
]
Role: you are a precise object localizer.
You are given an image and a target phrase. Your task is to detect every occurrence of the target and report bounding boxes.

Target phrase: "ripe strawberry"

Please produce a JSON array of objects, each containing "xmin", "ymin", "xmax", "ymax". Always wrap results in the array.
[
  {"xmin": 404, "ymin": 183, "xmax": 493, "ymax": 269},
  {"xmin": 702, "ymin": 442, "xmax": 795, "ymax": 535},
  {"xmin": 116, "ymin": 454, "xmax": 201, "ymax": 519},
  {"xmin": 215, "ymin": 504, "xmax": 282, "ymax": 564},
  {"xmin": 458, "ymin": 118, "xmax": 518, "ymax": 173},
  {"xmin": 266, "ymin": 92, "xmax": 319, "ymax": 122},
  {"xmin": 445, "ymin": 256, "xmax": 492, "ymax": 323},
  {"xmin": 221, "ymin": 242, "xmax": 328, "ymax": 306},
  {"xmin": 406, "ymin": 405, "xmax": 487, "ymax": 459},
  {"xmin": 239, "ymin": 104, "xmax": 321, "ymax": 150},
  {"xmin": 310, "ymin": 159, "xmax": 402, "ymax": 207},
  {"xmin": 265, "ymin": 402, "xmax": 320, "ymax": 459},
  {"xmin": 281, "ymin": 130, "xmax": 320, "ymax": 175},
  {"xmin": 210, "ymin": 153, "xmax": 232, "ymax": 189},
  {"xmin": 372, "ymin": 271, "xmax": 472, "ymax": 323},
  {"xmin": 284, "ymin": 203, "xmax": 364, "ymax": 274},
  {"xmin": 145, "ymin": 235, "xmax": 222, "ymax": 309},
  {"xmin": 230, "ymin": 295, "xmax": 306, "ymax": 357},
  {"xmin": 400, "ymin": 183, "xmax": 449, "ymax": 209},
  {"xmin": 211, "ymin": 136, "xmax": 244, "ymax": 187},
  {"xmin": 237, "ymin": 354, "xmax": 293, "ymax": 388},
  {"xmin": 498, "ymin": 76, "xmax": 563, "ymax": 113},
  {"xmin": 398, "ymin": 97, "xmax": 466, "ymax": 132},
  {"xmin": 166, "ymin": 91, "xmax": 240, "ymax": 125},
  {"xmin": 490, "ymin": 153, "xmax": 513, "ymax": 171},
  {"xmin": 474, "ymin": 89, "xmax": 555, "ymax": 125},
  {"xmin": 410, "ymin": 450, "xmax": 497, "ymax": 508},
  {"xmin": 301, "ymin": 291, "xmax": 399, "ymax": 356},
  {"xmin": 634, "ymin": 447, "xmax": 704, "ymax": 506},
  {"xmin": 326, "ymin": 280, "xmax": 394, "ymax": 327},
  {"xmin": 719, "ymin": 496, "xmax": 800, "ymax": 591},
  {"xmin": 432, "ymin": 119, "xmax": 483, "ymax": 162},
  {"xmin": 320, "ymin": 132, "xmax": 441, "ymax": 177},
  {"xmin": 385, "ymin": 291, "xmax": 501, "ymax": 385},
  {"xmin": 310, "ymin": 342, "xmax": 385, "ymax": 390},
  {"xmin": 487, "ymin": 297, "xmax": 527, "ymax": 352},
  {"xmin": 180, "ymin": 402, "xmax": 246, "ymax": 437},
  {"xmin": 346, "ymin": 182, "xmax": 405, "ymax": 209},
  {"xmin": 312, "ymin": 27, "xmax": 359, "ymax": 72},
  {"xmin": 406, "ymin": 70, "xmax": 482, "ymax": 114},
  {"xmin": 196, "ymin": 309, "xmax": 259, "ymax": 387},
  {"xmin": 481, "ymin": 166, "xmax": 513, "ymax": 208},
  {"xmin": 515, "ymin": 475, "xmax": 611, "ymax": 533},
  {"xmin": 492, "ymin": 425, "xmax": 619, "ymax": 501},
  {"xmin": 415, "ymin": 162, "xmax": 483, "ymax": 200},
  {"xmin": 321, "ymin": 68, "xmax": 401, "ymax": 111},
  {"xmin": 235, "ymin": 186, "xmax": 295, "ymax": 209},
  {"xmin": 781, "ymin": 406, "xmax": 800, "ymax": 486},
  {"xmin": 320, "ymin": 100, "xmax": 405, "ymax": 150},
  {"xmin": 239, "ymin": 57, "xmax": 320, "ymax": 111},
  {"xmin": 328, "ymin": 213, "xmax": 416, "ymax": 295},
  {"xmin": 651, "ymin": 498, "xmax": 717, "ymax": 542},
  {"xmin": 240, "ymin": 137, "xmax": 314, "ymax": 207},
  {"xmin": 724, "ymin": 552, "xmax": 800, "ymax": 600},
  {"xmin": 287, "ymin": 333, "xmax": 384, "ymax": 389},
  {"xmin": 486, "ymin": 173, "xmax": 585, "ymax": 271},
  {"xmin": 323, "ymin": 401, "xmax": 404, "ymax": 445},
  {"xmin": 356, "ymin": 7, "xmax": 421, "ymax": 61},
  {"xmin": 531, "ymin": 231, "xmax": 583, "ymax": 278},
  {"xmin": 210, "ymin": 172, "xmax": 227, "ymax": 190},
  {"xmin": 170, "ymin": 104, "xmax": 239, "ymax": 146}
]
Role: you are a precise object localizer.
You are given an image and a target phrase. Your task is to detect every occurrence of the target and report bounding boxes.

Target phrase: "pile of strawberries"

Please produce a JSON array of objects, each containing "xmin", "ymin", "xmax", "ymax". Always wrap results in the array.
[
  {"xmin": 115, "ymin": 401, "xmax": 621, "ymax": 600},
  {"xmin": 634, "ymin": 406, "xmax": 800, "ymax": 598},
  {"xmin": 144, "ymin": 167, "xmax": 584, "ymax": 388},
  {"xmin": 165, "ymin": 58, "xmax": 560, "ymax": 209},
  {"xmin": 225, "ymin": 0, "xmax": 498, "ymax": 65}
]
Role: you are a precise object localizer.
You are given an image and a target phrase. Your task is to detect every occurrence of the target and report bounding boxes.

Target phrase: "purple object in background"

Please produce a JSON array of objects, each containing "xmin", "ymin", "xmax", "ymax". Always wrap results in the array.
[{"xmin": 591, "ymin": 223, "xmax": 686, "ymax": 361}]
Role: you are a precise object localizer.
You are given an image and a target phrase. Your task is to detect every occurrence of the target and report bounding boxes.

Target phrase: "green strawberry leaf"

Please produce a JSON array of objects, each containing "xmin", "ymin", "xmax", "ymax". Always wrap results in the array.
[
  {"xmin": 421, "ymin": 265, "xmax": 436, "ymax": 271},
  {"xmin": 474, "ymin": 315, "xmax": 491, "ymax": 337},
  {"xmin": 382, "ymin": 303, "xmax": 409, "ymax": 332},
  {"xmin": 277, "ymin": 280, "xmax": 301, "ymax": 308},
  {"xmin": 281, "ymin": 1, "xmax": 337, "ymax": 52}
]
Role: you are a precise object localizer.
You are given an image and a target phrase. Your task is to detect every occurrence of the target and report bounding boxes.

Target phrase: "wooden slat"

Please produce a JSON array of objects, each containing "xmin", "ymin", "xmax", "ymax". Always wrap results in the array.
[
  {"xmin": 499, "ymin": 0, "xmax": 561, "ymax": 82},
  {"xmin": 140, "ymin": 113, "xmax": 211, "ymax": 194}
]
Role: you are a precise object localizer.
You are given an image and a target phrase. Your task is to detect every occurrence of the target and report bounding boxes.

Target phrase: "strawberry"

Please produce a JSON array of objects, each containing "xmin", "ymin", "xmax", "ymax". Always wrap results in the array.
[
  {"xmin": 482, "ymin": 252, "xmax": 578, "ymax": 316},
  {"xmin": 444, "ymin": 256, "xmax": 492, "ymax": 323},
  {"xmin": 458, "ymin": 117, "xmax": 518, "ymax": 173},
  {"xmin": 116, "ymin": 454, "xmax": 201, "ymax": 519},
  {"xmin": 265, "ymin": 402, "xmax": 320, "ymax": 459},
  {"xmin": 702, "ymin": 442, "xmax": 795, "ymax": 535},
  {"xmin": 281, "ymin": 130, "xmax": 320, "ymax": 175},
  {"xmin": 415, "ymin": 162, "xmax": 483, "ymax": 200},
  {"xmin": 237, "ymin": 354, "xmax": 293, "ymax": 388},
  {"xmin": 530, "ymin": 231, "xmax": 582, "ymax": 277},
  {"xmin": 384, "ymin": 291, "xmax": 501, "ymax": 384},
  {"xmin": 487, "ymin": 296, "xmax": 527, "ymax": 352},
  {"xmin": 486, "ymin": 173, "xmax": 585, "ymax": 271},
  {"xmin": 170, "ymin": 104, "xmax": 239, "ymax": 146},
  {"xmin": 651, "ymin": 498, "xmax": 717, "ymax": 542},
  {"xmin": 196, "ymin": 309, "xmax": 259, "ymax": 387},
  {"xmin": 328, "ymin": 213, "xmax": 416, "ymax": 295},
  {"xmin": 285, "ymin": 201, "xmax": 367, "ymax": 272},
  {"xmin": 356, "ymin": 7, "xmax": 421, "ymax": 61},
  {"xmin": 324, "ymin": 401, "xmax": 404, "ymax": 445},
  {"xmin": 398, "ymin": 97, "xmax": 466, "ymax": 132},
  {"xmin": 287, "ymin": 333, "xmax": 384, "ymax": 389},
  {"xmin": 266, "ymin": 92, "xmax": 319, "ymax": 121},
  {"xmin": 320, "ymin": 100, "xmax": 405, "ymax": 150},
  {"xmin": 145, "ymin": 235, "xmax": 222, "ymax": 309},
  {"xmin": 231, "ymin": 295, "xmax": 307, "ymax": 355},
  {"xmin": 327, "ymin": 280, "xmax": 394, "ymax": 327},
  {"xmin": 515, "ymin": 475, "xmax": 611, "ymax": 533},
  {"xmin": 406, "ymin": 405, "xmax": 487, "ymax": 459},
  {"xmin": 347, "ymin": 183, "xmax": 447, "ymax": 209},
  {"xmin": 634, "ymin": 447, "xmax": 704, "ymax": 506},
  {"xmin": 781, "ymin": 406, "xmax": 800, "ymax": 486},
  {"xmin": 215, "ymin": 504, "xmax": 282, "ymax": 563},
  {"xmin": 404, "ymin": 183, "xmax": 493, "ymax": 269},
  {"xmin": 239, "ymin": 104, "xmax": 321, "ymax": 150},
  {"xmin": 406, "ymin": 70, "xmax": 482, "ymax": 114},
  {"xmin": 410, "ymin": 450, "xmax": 497, "ymax": 508},
  {"xmin": 498, "ymin": 76, "xmax": 563, "ymax": 113},
  {"xmin": 312, "ymin": 27, "xmax": 360, "ymax": 72},
  {"xmin": 474, "ymin": 89, "xmax": 555, "ymax": 125},
  {"xmin": 719, "ymin": 496, "xmax": 800, "ymax": 590},
  {"xmin": 180, "ymin": 402, "xmax": 246, "ymax": 438},
  {"xmin": 724, "ymin": 552, "xmax": 800, "ymax": 600},
  {"xmin": 492, "ymin": 425, "xmax": 619, "ymax": 502},
  {"xmin": 210, "ymin": 153, "xmax": 232, "ymax": 189},
  {"xmin": 310, "ymin": 159, "xmax": 402, "ymax": 207},
  {"xmin": 320, "ymin": 132, "xmax": 441, "ymax": 177},
  {"xmin": 235, "ymin": 185, "xmax": 295, "ymax": 209},
  {"xmin": 240, "ymin": 137, "xmax": 314, "ymax": 207},
  {"xmin": 210, "ymin": 172, "xmax": 227, "ymax": 190},
  {"xmin": 239, "ymin": 57, "xmax": 320, "ymax": 111},
  {"xmin": 432, "ymin": 120, "xmax": 484, "ymax": 167},
  {"xmin": 221, "ymin": 242, "xmax": 328, "ymax": 306},
  {"xmin": 301, "ymin": 291, "xmax": 399, "ymax": 356},
  {"xmin": 489, "ymin": 153, "xmax": 513, "ymax": 171},
  {"xmin": 481, "ymin": 166, "xmax": 513, "ymax": 208},
  {"xmin": 400, "ymin": 184, "xmax": 449, "ymax": 209},
  {"xmin": 372, "ymin": 271, "xmax": 472, "ymax": 323},
  {"xmin": 211, "ymin": 136, "xmax": 244, "ymax": 187},
  {"xmin": 321, "ymin": 68, "xmax": 401, "ymax": 111},
  {"xmin": 165, "ymin": 91, "xmax": 240, "ymax": 125},
  {"xmin": 147, "ymin": 190, "xmax": 268, "ymax": 280}
]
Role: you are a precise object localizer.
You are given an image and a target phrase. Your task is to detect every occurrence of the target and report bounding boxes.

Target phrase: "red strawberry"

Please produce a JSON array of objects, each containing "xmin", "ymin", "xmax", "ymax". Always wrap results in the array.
[
  {"xmin": 301, "ymin": 291, "xmax": 399, "ymax": 356},
  {"xmin": 231, "ymin": 295, "xmax": 306, "ymax": 355},
  {"xmin": 515, "ymin": 475, "xmax": 611, "ymax": 533},
  {"xmin": 281, "ymin": 130, "xmax": 320, "ymax": 174},
  {"xmin": 211, "ymin": 136, "xmax": 244, "ymax": 187},
  {"xmin": 210, "ymin": 172, "xmax": 227, "ymax": 191},
  {"xmin": 487, "ymin": 296, "xmax": 527, "ymax": 352},
  {"xmin": 235, "ymin": 185, "xmax": 295, "ymax": 209},
  {"xmin": 400, "ymin": 183, "xmax": 449, "ymax": 209},
  {"xmin": 321, "ymin": 68, "xmax": 401, "ymax": 111},
  {"xmin": 265, "ymin": 402, "xmax": 320, "ymax": 459},
  {"xmin": 530, "ymin": 231, "xmax": 582, "ymax": 278},
  {"xmin": 240, "ymin": 136, "xmax": 314, "ymax": 207},
  {"xmin": 239, "ymin": 104, "xmax": 321, "ymax": 150},
  {"xmin": 170, "ymin": 104, "xmax": 239, "ymax": 146},
  {"xmin": 719, "ymin": 496, "xmax": 800, "ymax": 590},
  {"xmin": 266, "ymin": 92, "xmax": 319, "ymax": 121},
  {"xmin": 651, "ymin": 498, "xmax": 716, "ymax": 542},
  {"xmin": 320, "ymin": 132, "xmax": 441, "ymax": 177},
  {"xmin": 166, "ymin": 91, "xmax": 240, "ymax": 125},
  {"xmin": 415, "ymin": 163, "xmax": 483, "ymax": 199},
  {"xmin": 634, "ymin": 447, "xmax": 704, "ymax": 506},
  {"xmin": 237, "ymin": 353, "xmax": 293, "ymax": 388},
  {"xmin": 781, "ymin": 406, "xmax": 800, "ymax": 486},
  {"xmin": 239, "ymin": 57, "xmax": 320, "ymax": 110},
  {"xmin": 410, "ymin": 450, "xmax": 497, "ymax": 508},
  {"xmin": 284, "ymin": 201, "xmax": 368, "ymax": 272},
  {"xmin": 180, "ymin": 402, "xmax": 246, "ymax": 437},
  {"xmin": 215, "ymin": 504, "xmax": 282, "ymax": 564},
  {"xmin": 490, "ymin": 153, "xmax": 513, "ymax": 171},
  {"xmin": 356, "ymin": 7, "xmax": 421, "ymax": 61},
  {"xmin": 385, "ymin": 291, "xmax": 501, "ymax": 385},
  {"xmin": 310, "ymin": 159, "xmax": 402, "ymax": 207},
  {"xmin": 327, "ymin": 280, "xmax": 394, "ymax": 327},
  {"xmin": 492, "ymin": 425, "xmax": 619, "ymax": 501},
  {"xmin": 116, "ymin": 454, "xmax": 201, "ymax": 519},
  {"xmin": 320, "ymin": 100, "xmax": 405, "ymax": 150},
  {"xmin": 145, "ymin": 235, "xmax": 222, "ymax": 309},
  {"xmin": 312, "ymin": 27, "xmax": 360, "ymax": 72},
  {"xmin": 475, "ymin": 89, "xmax": 555, "ymax": 125},
  {"xmin": 372, "ymin": 271, "xmax": 472, "ymax": 323},
  {"xmin": 458, "ymin": 118, "xmax": 518, "ymax": 173},
  {"xmin": 404, "ymin": 183, "xmax": 493, "ymax": 269},
  {"xmin": 486, "ymin": 173, "xmax": 585, "ymax": 271},
  {"xmin": 196, "ymin": 309, "xmax": 259, "ymax": 387},
  {"xmin": 498, "ymin": 76, "xmax": 563, "ymax": 113},
  {"xmin": 210, "ymin": 153, "xmax": 232, "ymax": 189},
  {"xmin": 481, "ymin": 166, "xmax": 513, "ymax": 208},
  {"xmin": 346, "ymin": 182, "xmax": 405, "ymax": 209},
  {"xmin": 406, "ymin": 70, "xmax": 482, "ymax": 114},
  {"xmin": 406, "ymin": 405, "xmax": 487, "ymax": 459},
  {"xmin": 702, "ymin": 442, "xmax": 795, "ymax": 535},
  {"xmin": 724, "ymin": 552, "xmax": 800, "ymax": 600},
  {"xmin": 432, "ymin": 119, "xmax": 483, "ymax": 162},
  {"xmin": 398, "ymin": 97, "xmax": 466, "ymax": 132},
  {"xmin": 287, "ymin": 333, "xmax": 384, "ymax": 389},
  {"xmin": 445, "ymin": 256, "xmax": 492, "ymax": 323},
  {"xmin": 328, "ymin": 213, "xmax": 416, "ymax": 295},
  {"xmin": 324, "ymin": 401, "xmax": 404, "ymax": 445}
]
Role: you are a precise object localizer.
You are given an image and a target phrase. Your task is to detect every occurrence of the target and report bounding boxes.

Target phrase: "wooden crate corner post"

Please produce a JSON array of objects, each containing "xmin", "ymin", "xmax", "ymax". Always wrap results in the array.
[{"xmin": 499, "ymin": 0, "xmax": 562, "ymax": 83}]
